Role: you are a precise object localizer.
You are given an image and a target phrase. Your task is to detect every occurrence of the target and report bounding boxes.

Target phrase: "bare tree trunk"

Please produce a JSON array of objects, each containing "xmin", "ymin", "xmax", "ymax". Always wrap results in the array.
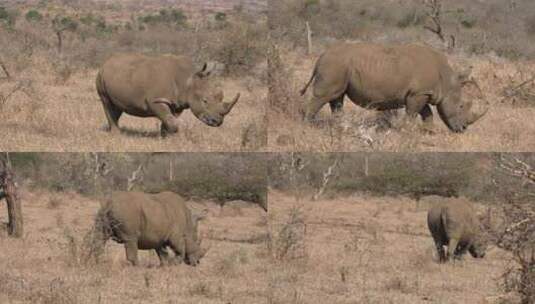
[
  {"xmin": 56, "ymin": 31, "xmax": 63, "ymax": 56},
  {"xmin": 364, "ymin": 156, "xmax": 369, "ymax": 177},
  {"xmin": 313, "ymin": 157, "xmax": 341, "ymax": 201},
  {"xmin": 306, "ymin": 21, "xmax": 313, "ymax": 55},
  {"xmin": 169, "ymin": 158, "xmax": 174, "ymax": 182},
  {"xmin": 2, "ymin": 164, "xmax": 23, "ymax": 238}
]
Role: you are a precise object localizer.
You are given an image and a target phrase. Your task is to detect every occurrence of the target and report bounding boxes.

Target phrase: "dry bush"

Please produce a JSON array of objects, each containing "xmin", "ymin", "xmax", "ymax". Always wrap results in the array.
[
  {"xmin": 214, "ymin": 247, "xmax": 249, "ymax": 277},
  {"xmin": 272, "ymin": 0, "xmax": 535, "ymax": 59},
  {"xmin": 208, "ymin": 20, "xmax": 267, "ymax": 76},
  {"xmin": 268, "ymin": 206, "xmax": 307, "ymax": 261},
  {"xmin": 496, "ymin": 201, "xmax": 535, "ymax": 304},
  {"xmin": 0, "ymin": 273, "xmax": 79, "ymax": 304},
  {"xmin": 267, "ymin": 42, "xmax": 302, "ymax": 119},
  {"xmin": 493, "ymin": 155, "xmax": 535, "ymax": 304}
]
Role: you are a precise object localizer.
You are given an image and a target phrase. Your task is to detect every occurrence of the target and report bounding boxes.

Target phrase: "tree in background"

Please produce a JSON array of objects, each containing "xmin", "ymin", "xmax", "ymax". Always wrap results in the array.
[
  {"xmin": 52, "ymin": 15, "xmax": 78, "ymax": 55},
  {"xmin": 0, "ymin": 154, "xmax": 23, "ymax": 238}
]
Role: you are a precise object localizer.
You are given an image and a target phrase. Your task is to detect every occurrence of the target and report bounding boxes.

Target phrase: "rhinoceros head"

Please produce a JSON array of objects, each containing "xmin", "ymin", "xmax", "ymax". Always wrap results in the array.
[
  {"xmin": 436, "ymin": 73, "xmax": 488, "ymax": 133},
  {"xmin": 186, "ymin": 63, "xmax": 240, "ymax": 127},
  {"xmin": 469, "ymin": 238, "xmax": 487, "ymax": 259},
  {"xmin": 184, "ymin": 210, "xmax": 209, "ymax": 266}
]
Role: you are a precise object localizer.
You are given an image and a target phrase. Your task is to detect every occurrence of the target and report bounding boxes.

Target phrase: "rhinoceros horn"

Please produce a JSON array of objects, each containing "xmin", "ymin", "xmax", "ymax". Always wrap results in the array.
[
  {"xmin": 466, "ymin": 106, "xmax": 489, "ymax": 125},
  {"xmin": 221, "ymin": 93, "xmax": 240, "ymax": 115},
  {"xmin": 462, "ymin": 79, "xmax": 489, "ymax": 126}
]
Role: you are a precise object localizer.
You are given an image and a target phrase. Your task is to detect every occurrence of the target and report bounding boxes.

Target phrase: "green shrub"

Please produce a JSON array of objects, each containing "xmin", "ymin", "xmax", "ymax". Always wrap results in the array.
[
  {"xmin": 0, "ymin": 6, "xmax": 17, "ymax": 28},
  {"xmin": 138, "ymin": 8, "xmax": 187, "ymax": 28},
  {"xmin": 52, "ymin": 15, "xmax": 78, "ymax": 32},
  {"xmin": 215, "ymin": 12, "xmax": 227, "ymax": 22},
  {"xmin": 25, "ymin": 9, "xmax": 42, "ymax": 22}
]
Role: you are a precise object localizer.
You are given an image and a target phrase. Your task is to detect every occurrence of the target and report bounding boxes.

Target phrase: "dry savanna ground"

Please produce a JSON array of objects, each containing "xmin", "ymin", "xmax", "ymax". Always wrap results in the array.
[
  {"xmin": 269, "ymin": 46, "xmax": 535, "ymax": 152},
  {"xmin": 268, "ymin": 191, "xmax": 514, "ymax": 304},
  {"xmin": 0, "ymin": 61, "xmax": 267, "ymax": 152},
  {"xmin": 0, "ymin": 189, "xmax": 269, "ymax": 303}
]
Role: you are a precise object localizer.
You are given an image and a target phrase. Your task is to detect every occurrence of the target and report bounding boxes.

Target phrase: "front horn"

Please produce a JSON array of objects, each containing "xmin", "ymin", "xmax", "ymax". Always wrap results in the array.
[{"xmin": 221, "ymin": 93, "xmax": 240, "ymax": 115}]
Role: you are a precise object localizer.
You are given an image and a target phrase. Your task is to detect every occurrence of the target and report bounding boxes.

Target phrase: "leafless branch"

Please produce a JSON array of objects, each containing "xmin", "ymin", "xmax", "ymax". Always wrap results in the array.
[
  {"xmin": 127, "ymin": 155, "xmax": 153, "ymax": 191},
  {"xmin": 422, "ymin": 0, "xmax": 455, "ymax": 50},
  {"xmin": 498, "ymin": 155, "xmax": 535, "ymax": 184},
  {"xmin": 0, "ymin": 80, "xmax": 35, "ymax": 107},
  {"xmin": 423, "ymin": 0, "xmax": 445, "ymax": 42},
  {"xmin": 313, "ymin": 157, "xmax": 342, "ymax": 201}
]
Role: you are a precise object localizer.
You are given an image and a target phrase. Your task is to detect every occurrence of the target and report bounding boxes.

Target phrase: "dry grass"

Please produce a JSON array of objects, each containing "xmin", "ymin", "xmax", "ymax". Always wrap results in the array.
[
  {"xmin": 267, "ymin": 190, "xmax": 515, "ymax": 303},
  {"xmin": 0, "ymin": 188, "xmax": 268, "ymax": 303},
  {"xmin": 268, "ymin": 44, "xmax": 535, "ymax": 152}
]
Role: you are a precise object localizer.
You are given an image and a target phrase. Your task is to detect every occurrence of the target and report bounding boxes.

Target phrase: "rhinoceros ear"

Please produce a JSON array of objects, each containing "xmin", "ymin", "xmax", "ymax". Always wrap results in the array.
[
  {"xmin": 191, "ymin": 208, "xmax": 208, "ymax": 223},
  {"xmin": 457, "ymin": 66, "xmax": 473, "ymax": 84},
  {"xmin": 195, "ymin": 62, "xmax": 216, "ymax": 78}
]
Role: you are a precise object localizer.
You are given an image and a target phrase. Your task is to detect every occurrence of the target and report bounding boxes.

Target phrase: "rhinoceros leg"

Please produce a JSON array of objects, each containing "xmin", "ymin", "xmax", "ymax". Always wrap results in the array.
[
  {"xmin": 99, "ymin": 97, "xmax": 123, "ymax": 133},
  {"xmin": 155, "ymin": 247, "xmax": 170, "ymax": 267},
  {"xmin": 305, "ymin": 73, "xmax": 347, "ymax": 121},
  {"xmin": 329, "ymin": 96, "xmax": 344, "ymax": 117},
  {"xmin": 168, "ymin": 235, "xmax": 186, "ymax": 265},
  {"xmin": 402, "ymin": 94, "xmax": 430, "ymax": 130},
  {"xmin": 146, "ymin": 99, "xmax": 178, "ymax": 136},
  {"xmin": 124, "ymin": 239, "xmax": 139, "ymax": 266},
  {"xmin": 431, "ymin": 235, "xmax": 447, "ymax": 263},
  {"xmin": 447, "ymin": 238, "xmax": 460, "ymax": 262},
  {"xmin": 419, "ymin": 104, "xmax": 435, "ymax": 133},
  {"xmin": 305, "ymin": 93, "xmax": 345, "ymax": 122}
]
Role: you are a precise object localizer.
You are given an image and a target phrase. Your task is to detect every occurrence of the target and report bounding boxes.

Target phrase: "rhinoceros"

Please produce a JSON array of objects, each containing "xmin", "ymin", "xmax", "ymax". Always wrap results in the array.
[
  {"xmin": 96, "ymin": 53, "xmax": 240, "ymax": 136},
  {"xmin": 93, "ymin": 191, "xmax": 207, "ymax": 266},
  {"xmin": 427, "ymin": 199, "xmax": 487, "ymax": 263},
  {"xmin": 300, "ymin": 43, "xmax": 488, "ymax": 133}
]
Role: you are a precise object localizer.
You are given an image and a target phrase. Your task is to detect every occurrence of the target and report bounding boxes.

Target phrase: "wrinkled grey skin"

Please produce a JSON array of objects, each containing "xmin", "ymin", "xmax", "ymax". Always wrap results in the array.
[
  {"xmin": 427, "ymin": 199, "xmax": 487, "ymax": 263},
  {"xmin": 301, "ymin": 43, "xmax": 488, "ymax": 133},
  {"xmin": 96, "ymin": 53, "xmax": 240, "ymax": 136},
  {"xmin": 94, "ymin": 191, "xmax": 206, "ymax": 267}
]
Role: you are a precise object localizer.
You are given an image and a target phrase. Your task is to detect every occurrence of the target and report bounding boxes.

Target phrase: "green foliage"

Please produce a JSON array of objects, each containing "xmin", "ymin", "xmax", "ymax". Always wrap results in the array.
[
  {"xmin": 300, "ymin": 0, "xmax": 321, "ymax": 19},
  {"xmin": 10, "ymin": 153, "xmax": 41, "ymax": 171},
  {"xmin": 138, "ymin": 8, "xmax": 187, "ymax": 27},
  {"xmin": 52, "ymin": 15, "xmax": 78, "ymax": 32},
  {"xmin": 215, "ymin": 12, "xmax": 227, "ymax": 22},
  {"xmin": 94, "ymin": 17, "xmax": 116, "ymax": 36},
  {"xmin": 80, "ymin": 13, "xmax": 96, "ymax": 26},
  {"xmin": 460, "ymin": 16, "xmax": 477, "ymax": 28},
  {"xmin": 25, "ymin": 9, "xmax": 42, "ymax": 22},
  {"xmin": 213, "ymin": 22, "xmax": 266, "ymax": 74},
  {"xmin": 11, "ymin": 154, "xmax": 267, "ymax": 206},
  {"xmin": 396, "ymin": 10, "xmax": 423, "ymax": 28},
  {"xmin": 0, "ymin": 6, "xmax": 18, "ymax": 28}
]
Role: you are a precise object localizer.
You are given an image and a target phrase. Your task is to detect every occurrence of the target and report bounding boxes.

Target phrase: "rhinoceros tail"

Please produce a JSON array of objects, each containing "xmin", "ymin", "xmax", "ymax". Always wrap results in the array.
[{"xmin": 300, "ymin": 56, "xmax": 321, "ymax": 96}]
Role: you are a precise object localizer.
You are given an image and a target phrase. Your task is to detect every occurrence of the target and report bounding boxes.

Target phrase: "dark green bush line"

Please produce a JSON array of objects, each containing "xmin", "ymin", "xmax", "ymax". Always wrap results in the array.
[
  {"xmin": 9, "ymin": 153, "xmax": 267, "ymax": 206},
  {"xmin": 268, "ymin": 153, "xmax": 534, "ymax": 204}
]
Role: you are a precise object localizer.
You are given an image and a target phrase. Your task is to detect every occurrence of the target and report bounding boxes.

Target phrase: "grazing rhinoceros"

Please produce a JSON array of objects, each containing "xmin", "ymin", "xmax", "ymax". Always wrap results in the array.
[
  {"xmin": 300, "ymin": 43, "xmax": 488, "ymax": 133},
  {"xmin": 94, "ymin": 191, "xmax": 207, "ymax": 266},
  {"xmin": 427, "ymin": 199, "xmax": 487, "ymax": 263},
  {"xmin": 96, "ymin": 53, "xmax": 240, "ymax": 136}
]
